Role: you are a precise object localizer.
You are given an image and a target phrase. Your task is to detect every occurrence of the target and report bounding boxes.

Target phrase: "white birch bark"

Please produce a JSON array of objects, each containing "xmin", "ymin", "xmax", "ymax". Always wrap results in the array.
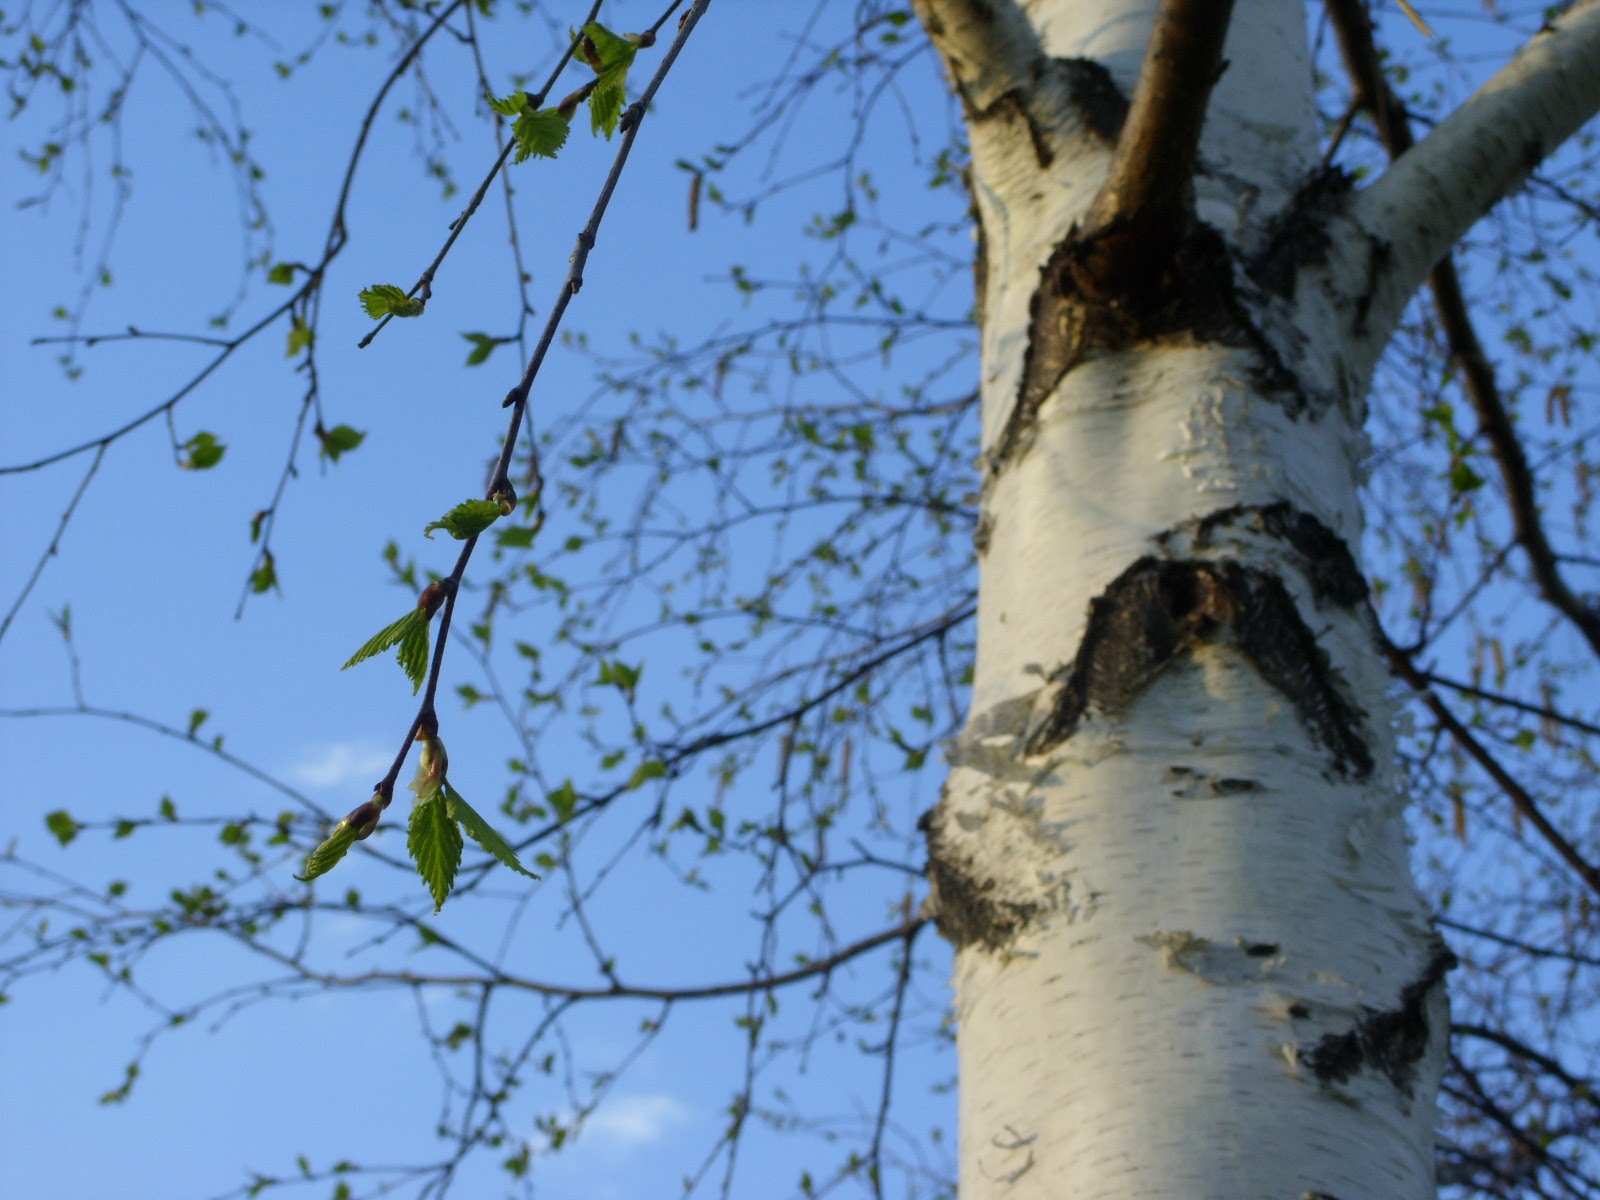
[{"xmin": 909, "ymin": 1, "xmax": 1600, "ymax": 1197}]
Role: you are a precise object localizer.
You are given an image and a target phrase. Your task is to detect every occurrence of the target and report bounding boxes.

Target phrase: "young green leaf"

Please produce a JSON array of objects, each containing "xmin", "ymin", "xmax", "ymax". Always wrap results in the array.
[
  {"xmin": 45, "ymin": 809, "xmax": 81, "ymax": 847},
  {"xmin": 343, "ymin": 609, "xmax": 425, "ymax": 671},
  {"xmin": 250, "ymin": 553, "xmax": 279, "ymax": 595},
  {"xmin": 488, "ymin": 90, "xmax": 530, "ymax": 117},
  {"xmin": 511, "ymin": 107, "xmax": 570, "ymax": 161},
  {"xmin": 180, "ymin": 431, "xmax": 226, "ymax": 470},
  {"xmin": 286, "ymin": 315, "xmax": 313, "ymax": 357},
  {"xmin": 462, "ymin": 332, "xmax": 499, "ymax": 366},
  {"xmin": 444, "ymin": 783, "xmax": 539, "ymax": 879},
  {"xmin": 296, "ymin": 820, "xmax": 361, "ymax": 882},
  {"xmin": 581, "ymin": 22, "xmax": 636, "ymax": 138},
  {"xmin": 408, "ymin": 792, "xmax": 463, "ymax": 912},
  {"xmin": 358, "ymin": 284, "xmax": 424, "ymax": 320},
  {"xmin": 267, "ymin": 262, "xmax": 296, "ymax": 285},
  {"xmin": 398, "ymin": 616, "xmax": 431, "ymax": 693},
  {"xmin": 317, "ymin": 424, "xmax": 366, "ymax": 463},
  {"xmin": 424, "ymin": 499, "xmax": 502, "ymax": 540}
]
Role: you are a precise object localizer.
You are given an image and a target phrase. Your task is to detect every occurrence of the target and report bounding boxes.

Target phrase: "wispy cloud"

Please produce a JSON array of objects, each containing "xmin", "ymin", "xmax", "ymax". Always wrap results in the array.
[
  {"xmin": 287, "ymin": 742, "xmax": 391, "ymax": 789},
  {"xmin": 583, "ymin": 1093, "xmax": 689, "ymax": 1147}
]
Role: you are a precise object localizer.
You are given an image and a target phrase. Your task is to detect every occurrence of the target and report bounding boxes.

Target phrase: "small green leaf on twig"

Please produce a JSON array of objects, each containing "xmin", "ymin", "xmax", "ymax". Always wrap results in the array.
[
  {"xmin": 488, "ymin": 90, "xmax": 530, "ymax": 117},
  {"xmin": 445, "ymin": 783, "xmax": 539, "ymax": 879},
  {"xmin": 398, "ymin": 617, "xmax": 431, "ymax": 693},
  {"xmin": 45, "ymin": 809, "xmax": 81, "ymax": 847},
  {"xmin": 267, "ymin": 262, "xmax": 297, "ymax": 285},
  {"xmin": 180, "ymin": 431, "xmax": 226, "ymax": 470},
  {"xmin": 250, "ymin": 552, "xmax": 279, "ymax": 595},
  {"xmin": 358, "ymin": 284, "xmax": 424, "ymax": 320},
  {"xmin": 408, "ymin": 792, "xmax": 463, "ymax": 912},
  {"xmin": 511, "ymin": 107, "xmax": 570, "ymax": 161},
  {"xmin": 286, "ymin": 315, "xmax": 313, "ymax": 356},
  {"xmin": 424, "ymin": 499, "xmax": 502, "ymax": 540},
  {"xmin": 343, "ymin": 609, "xmax": 426, "ymax": 671},
  {"xmin": 580, "ymin": 22, "xmax": 637, "ymax": 138},
  {"xmin": 297, "ymin": 820, "xmax": 361, "ymax": 882},
  {"xmin": 462, "ymin": 332, "xmax": 500, "ymax": 366},
  {"xmin": 316, "ymin": 424, "xmax": 366, "ymax": 463}
]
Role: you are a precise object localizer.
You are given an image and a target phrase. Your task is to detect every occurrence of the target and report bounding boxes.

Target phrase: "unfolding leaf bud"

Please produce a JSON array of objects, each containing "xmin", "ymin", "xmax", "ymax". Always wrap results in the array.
[
  {"xmin": 556, "ymin": 83, "xmax": 591, "ymax": 121},
  {"xmin": 417, "ymin": 578, "xmax": 455, "ymax": 618},
  {"xmin": 345, "ymin": 795, "xmax": 386, "ymax": 840},
  {"xmin": 580, "ymin": 35, "xmax": 604, "ymax": 73},
  {"xmin": 628, "ymin": 29, "xmax": 655, "ymax": 48},
  {"xmin": 493, "ymin": 483, "xmax": 518, "ymax": 516},
  {"xmin": 410, "ymin": 733, "xmax": 448, "ymax": 801}
]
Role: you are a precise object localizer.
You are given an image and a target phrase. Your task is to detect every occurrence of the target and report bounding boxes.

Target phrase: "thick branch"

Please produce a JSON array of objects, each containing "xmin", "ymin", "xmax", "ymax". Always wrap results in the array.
[
  {"xmin": 1329, "ymin": 0, "xmax": 1600, "ymax": 658},
  {"xmin": 909, "ymin": 0, "xmax": 1047, "ymax": 113},
  {"xmin": 1072, "ymin": 0, "xmax": 1236, "ymax": 300},
  {"xmin": 1353, "ymin": 0, "xmax": 1600, "ymax": 336}
]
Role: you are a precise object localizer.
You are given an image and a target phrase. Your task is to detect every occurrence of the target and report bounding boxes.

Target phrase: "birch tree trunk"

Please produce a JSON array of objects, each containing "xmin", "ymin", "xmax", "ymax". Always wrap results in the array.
[{"xmin": 910, "ymin": 1, "xmax": 1600, "ymax": 1196}]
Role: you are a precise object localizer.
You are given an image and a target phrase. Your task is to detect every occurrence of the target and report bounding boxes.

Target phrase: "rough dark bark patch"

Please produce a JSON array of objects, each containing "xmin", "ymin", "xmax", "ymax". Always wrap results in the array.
[
  {"xmin": 1178, "ymin": 502, "xmax": 1368, "ymax": 607},
  {"xmin": 1303, "ymin": 945, "xmax": 1457, "ymax": 1096},
  {"xmin": 1245, "ymin": 166, "xmax": 1354, "ymax": 299},
  {"xmin": 1057, "ymin": 56, "xmax": 1128, "ymax": 145},
  {"xmin": 920, "ymin": 807, "xmax": 1041, "ymax": 951},
  {"xmin": 992, "ymin": 223, "xmax": 1304, "ymax": 475},
  {"xmin": 1023, "ymin": 557, "xmax": 1373, "ymax": 777}
]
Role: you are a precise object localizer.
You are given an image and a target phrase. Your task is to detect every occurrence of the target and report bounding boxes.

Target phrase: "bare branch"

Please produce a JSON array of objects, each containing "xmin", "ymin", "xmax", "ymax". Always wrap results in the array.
[
  {"xmin": 1353, "ymin": 0, "xmax": 1600, "ymax": 341},
  {"xmin": 1073, "ymin": 0, "xmax": 1236, "ymax": 300},
  {"xmin": 1329, "ymin": 0, "xmax": 1600, "ymax": 660}
]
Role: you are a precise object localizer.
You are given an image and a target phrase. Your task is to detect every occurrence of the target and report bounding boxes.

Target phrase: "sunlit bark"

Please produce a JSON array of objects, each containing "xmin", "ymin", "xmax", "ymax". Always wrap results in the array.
[{"xmin": 910, "ymin": 0, "xmax": 1600, "ymax": 1196}]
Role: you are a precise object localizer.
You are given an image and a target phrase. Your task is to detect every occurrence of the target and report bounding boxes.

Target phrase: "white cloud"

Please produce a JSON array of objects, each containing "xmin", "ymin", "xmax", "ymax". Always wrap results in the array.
[
  {"xmin": 583, "ymin": 1093, "xmax": 689, "ymax": 1147},
  {"xmin": 287, "ymin": 741, "xmax": 392, "ymax": 789}
]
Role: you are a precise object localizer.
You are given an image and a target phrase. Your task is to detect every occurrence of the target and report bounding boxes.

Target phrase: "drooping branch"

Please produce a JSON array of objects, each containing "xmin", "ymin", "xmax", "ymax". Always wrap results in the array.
[
  {"xmin": 1329, "ymin": 0, "xmax": 1600, "ymax": 661},
  {"xmin": 1071, "ymin": 0, "xmax": 1236, "ymax": 301},
  {"xmin": 1352, "ymin": 0, "xmax": 1600, "ymax": 341}
]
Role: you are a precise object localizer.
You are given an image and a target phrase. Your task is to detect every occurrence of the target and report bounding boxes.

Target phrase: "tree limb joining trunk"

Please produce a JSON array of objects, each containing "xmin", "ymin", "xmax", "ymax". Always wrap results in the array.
[{"xmin": 1072, "ymin": 0, "xmax": 1237, "ymax": 304}]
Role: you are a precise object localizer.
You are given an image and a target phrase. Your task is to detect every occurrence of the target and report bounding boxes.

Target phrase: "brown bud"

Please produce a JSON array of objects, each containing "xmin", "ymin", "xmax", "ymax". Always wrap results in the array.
[
  {"xmin": 630, "ymin": 29, "xmax": 655, "ymax": 48},
  {"xmin": 345, "ymin": 798, "xmax": 384, "ymax": 840},
  {"xmin": 417, "ymin": 578, "xmax": 454, "ymax": 617},
  {"xmin": 493, "ymin": 483, "xmax": 518, "ymax": 516}
]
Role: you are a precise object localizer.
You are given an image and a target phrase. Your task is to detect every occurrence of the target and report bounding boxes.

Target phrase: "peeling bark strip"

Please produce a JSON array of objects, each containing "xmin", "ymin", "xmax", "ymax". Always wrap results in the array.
[
  {"xmin": 1023, "ymin": 557, "xmax": 1373, "ymax": 777},
  {"xmin": 1303, "ymin": 945, "xmax": 1457, "ymax": 1096}
]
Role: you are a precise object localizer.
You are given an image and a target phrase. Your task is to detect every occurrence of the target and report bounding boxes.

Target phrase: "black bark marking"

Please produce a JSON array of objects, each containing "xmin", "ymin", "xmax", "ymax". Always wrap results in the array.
[
  {"xmin": 1246, "ymin": 166, "xmax": 1354, "ymax": 299},
  {"xmin": 1058, "ymin": 57, "xmax": 1128, "ymax": 145},
  {"xmin": 1023, "ymin": 557, "xmax": 1373, "ymax": 777},
  {"xmin": 1213, "ymin": 777, "xmax": 1261, "ymax": 794},
  {"xmin": 1303, "ymin": 945, "xmax": 1456, "ymax": 1096},
  {"xmin": 1178, "ymin": 502, "xmax": 1368, "ymax": 608},
  {"xmin": 920, "ymin": 806, "xmax": 1041, "ymax": 951},
  {"xmin": 993, "ymin": 223, "xmax": 1305, "ymax": 475}
]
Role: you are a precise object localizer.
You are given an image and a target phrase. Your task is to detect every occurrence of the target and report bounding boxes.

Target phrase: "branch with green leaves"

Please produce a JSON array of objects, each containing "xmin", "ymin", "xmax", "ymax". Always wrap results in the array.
[
  {"xmin": 301, "ymin": 0, "xmax": 712, "ymax": 911},
  {"xmin": 354, "ymin": 4, "xmax": 677, "ymax": 350}
]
